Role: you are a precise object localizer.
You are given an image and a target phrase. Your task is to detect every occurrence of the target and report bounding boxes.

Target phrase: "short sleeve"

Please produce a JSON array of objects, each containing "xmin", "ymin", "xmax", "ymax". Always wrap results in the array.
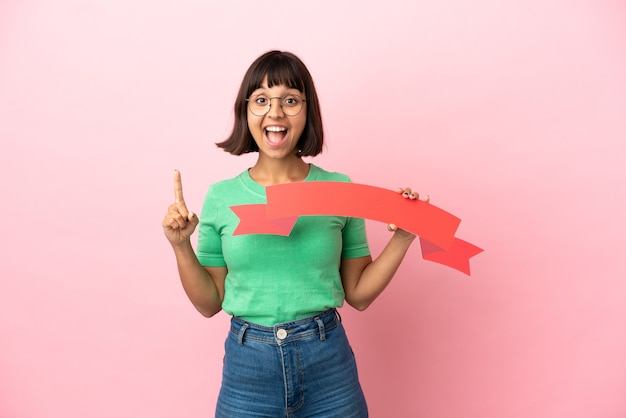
[
  {"xmin": 341, "ymin": 216, "xmax": 370, "ymax": 259},
  {"xmin": 196, "ymin": 186, "xmax": 227, "ymax": 267}
]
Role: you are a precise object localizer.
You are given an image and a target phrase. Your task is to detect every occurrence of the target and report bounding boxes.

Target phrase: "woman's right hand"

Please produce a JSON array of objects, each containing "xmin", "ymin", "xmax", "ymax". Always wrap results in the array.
[{"xmin": 162, "ymin": 170, "xmax": 199, "ymax": 246}]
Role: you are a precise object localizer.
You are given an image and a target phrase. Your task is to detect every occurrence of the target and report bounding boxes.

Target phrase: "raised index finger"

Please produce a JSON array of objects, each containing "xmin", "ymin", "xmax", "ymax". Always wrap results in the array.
[{"xmin": 174, "ymin": 170, "xmax": 184, "ymax": 203}]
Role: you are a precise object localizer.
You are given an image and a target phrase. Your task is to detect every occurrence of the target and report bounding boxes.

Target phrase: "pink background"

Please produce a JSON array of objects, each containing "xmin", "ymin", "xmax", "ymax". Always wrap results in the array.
[{"xmin": 1, "ymin": 0, "xmax": 625, "ymax": 417}]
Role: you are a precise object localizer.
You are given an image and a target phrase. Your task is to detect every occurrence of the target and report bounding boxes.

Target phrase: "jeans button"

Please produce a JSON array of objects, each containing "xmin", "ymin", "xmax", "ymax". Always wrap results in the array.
[{"xmin": 276, "ymin": 328, "xmax": 287, "ymax": 340}]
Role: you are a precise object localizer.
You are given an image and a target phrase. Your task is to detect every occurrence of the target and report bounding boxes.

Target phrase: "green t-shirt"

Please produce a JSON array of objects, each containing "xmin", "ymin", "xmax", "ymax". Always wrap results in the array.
[{"xmin": 196, "ymin": 164, "xmax": 371, "ymax": 326}]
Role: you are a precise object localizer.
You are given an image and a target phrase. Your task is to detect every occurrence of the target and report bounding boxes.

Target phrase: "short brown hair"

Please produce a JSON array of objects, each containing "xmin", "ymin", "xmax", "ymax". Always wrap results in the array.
[{"xmin": 216, "ymin": 50, "xmax": 324, "ymax": 156}]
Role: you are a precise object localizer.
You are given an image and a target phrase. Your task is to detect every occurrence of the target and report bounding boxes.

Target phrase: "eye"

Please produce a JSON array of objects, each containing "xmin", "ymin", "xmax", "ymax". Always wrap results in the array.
[
  {"xmin": 283, "ymin": 95, "xmax": 300, "ymax": 107},
  {"xmin": 253, "ymin": 95, "xmax": 269, "ymax": 105}
]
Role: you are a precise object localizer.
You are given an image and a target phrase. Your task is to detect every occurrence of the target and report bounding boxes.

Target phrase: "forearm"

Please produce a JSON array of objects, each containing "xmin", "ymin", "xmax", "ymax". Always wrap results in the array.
[
  {"xmin": 346, "ymin": 232, "xmax": 416, "ymax": 310},
  {"xmin": 172, "ymin": 240, "xmax": 222, "ymax": 317}
]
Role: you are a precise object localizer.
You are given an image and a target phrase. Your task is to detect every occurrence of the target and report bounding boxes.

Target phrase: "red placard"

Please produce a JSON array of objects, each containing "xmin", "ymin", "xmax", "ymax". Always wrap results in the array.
[{"xmin": 231, "ymin": 182, "xmax": 482, "ymax": 275}]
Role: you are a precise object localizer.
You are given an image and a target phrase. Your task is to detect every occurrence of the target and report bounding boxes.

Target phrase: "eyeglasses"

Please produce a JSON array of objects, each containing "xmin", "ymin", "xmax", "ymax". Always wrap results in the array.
[{"xmin": 246, "ymin": 94, "xmax": 306, "ymax": 117}]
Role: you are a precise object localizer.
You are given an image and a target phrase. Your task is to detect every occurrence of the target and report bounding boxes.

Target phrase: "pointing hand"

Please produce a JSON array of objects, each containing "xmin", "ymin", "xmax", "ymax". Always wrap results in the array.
[{"xmin": 162, "ymin": 170, "xmax": 199, "ymax": 246}]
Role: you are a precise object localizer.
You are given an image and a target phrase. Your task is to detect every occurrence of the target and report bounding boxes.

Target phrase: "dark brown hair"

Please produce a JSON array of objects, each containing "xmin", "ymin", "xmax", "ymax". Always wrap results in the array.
[{"xmin": 216, "ymin": 50, "xmax": 324, "ymax": 156}]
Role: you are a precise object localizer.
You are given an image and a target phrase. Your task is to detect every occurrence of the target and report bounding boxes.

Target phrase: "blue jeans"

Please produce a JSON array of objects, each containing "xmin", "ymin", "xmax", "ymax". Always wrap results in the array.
[{"xmin": 216, "ymin": 309, "xmax": 368, "ymax": 417}]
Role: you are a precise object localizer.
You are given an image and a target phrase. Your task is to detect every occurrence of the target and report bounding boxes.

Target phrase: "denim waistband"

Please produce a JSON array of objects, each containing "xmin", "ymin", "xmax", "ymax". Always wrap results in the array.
[{"xmin": 230, "ymin": 308, "xmax": 341, "ymax": 346}]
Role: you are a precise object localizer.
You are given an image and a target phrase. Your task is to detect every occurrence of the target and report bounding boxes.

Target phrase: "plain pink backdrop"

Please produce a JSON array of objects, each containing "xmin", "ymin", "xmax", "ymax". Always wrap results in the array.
[{"xmin": 1, "ymin": 0, "xmax": 625, "ymax": 417}]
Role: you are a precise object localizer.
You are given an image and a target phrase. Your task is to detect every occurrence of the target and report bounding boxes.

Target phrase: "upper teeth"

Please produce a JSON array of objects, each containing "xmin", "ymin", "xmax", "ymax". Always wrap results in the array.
[{"xmin": 266, "ymin": 126, "xmax": 286, "ymax": 132}]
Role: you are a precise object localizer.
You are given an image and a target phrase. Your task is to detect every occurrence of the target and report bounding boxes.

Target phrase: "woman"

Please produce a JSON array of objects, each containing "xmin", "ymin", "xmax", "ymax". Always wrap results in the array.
[{"xmin": 162, "ymin": 50, "xmax": 427, "ymax": 417}]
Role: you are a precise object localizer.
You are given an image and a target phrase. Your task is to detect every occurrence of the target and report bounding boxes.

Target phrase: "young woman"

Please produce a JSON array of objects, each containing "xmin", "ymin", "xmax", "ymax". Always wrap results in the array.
[{"xmin": 162, "ymin": 50, "xmax": 427, "ymax": 417}]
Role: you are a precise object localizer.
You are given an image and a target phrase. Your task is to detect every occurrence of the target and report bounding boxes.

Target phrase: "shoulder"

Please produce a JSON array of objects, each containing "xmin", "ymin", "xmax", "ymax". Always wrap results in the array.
[
  {"xmin": 206, "ymin": 170, "xmax": 249, "ymax": 193},
  {"xmin": 202, "ymin": 171, "xmax": 248, "ymax": 205},
  {"xmin": 309, "ymin": 164, "xmax": 353, "ymax": 183}
]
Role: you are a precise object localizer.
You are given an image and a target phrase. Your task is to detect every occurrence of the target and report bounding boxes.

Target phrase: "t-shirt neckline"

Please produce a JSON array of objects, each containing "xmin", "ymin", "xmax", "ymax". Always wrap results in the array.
[{"xmin": 241, "ymin": 163, "xmax": 319, "ymax": 195}]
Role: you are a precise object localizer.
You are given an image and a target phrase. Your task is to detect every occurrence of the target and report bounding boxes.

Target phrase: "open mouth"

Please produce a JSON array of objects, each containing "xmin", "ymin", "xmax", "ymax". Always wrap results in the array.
[{"xmin": 264, "ymin": 126, "xmax": 288, "ymax": 146}]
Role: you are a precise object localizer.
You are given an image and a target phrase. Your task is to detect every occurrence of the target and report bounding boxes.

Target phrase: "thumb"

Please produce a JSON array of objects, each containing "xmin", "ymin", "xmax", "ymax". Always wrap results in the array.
[{"xmin": 188, "ymin": 211, "xmax": 199, "ymax": 228}]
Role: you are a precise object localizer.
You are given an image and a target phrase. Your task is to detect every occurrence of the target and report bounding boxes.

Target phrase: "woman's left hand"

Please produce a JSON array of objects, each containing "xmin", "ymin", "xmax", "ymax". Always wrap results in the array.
[{"xmin": 387, "ymin": 187, "xmax": 430, "ymax": 238}]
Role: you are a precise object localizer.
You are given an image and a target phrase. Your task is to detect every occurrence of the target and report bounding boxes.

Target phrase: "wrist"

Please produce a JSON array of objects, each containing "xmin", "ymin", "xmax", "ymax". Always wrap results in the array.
[
  {"xmin": 394, "ymin": 229, "xmax": 417, "ymax": 242},
  {"xmin": 171, "ymin": 238, "xmax": 193, "ymax": 253}
]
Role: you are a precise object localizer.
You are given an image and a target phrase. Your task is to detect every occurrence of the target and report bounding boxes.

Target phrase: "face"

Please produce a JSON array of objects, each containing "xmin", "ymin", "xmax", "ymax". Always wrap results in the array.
[{"xmin": 247, "ymin": 77, "xmax": 307, "ymax": 161}]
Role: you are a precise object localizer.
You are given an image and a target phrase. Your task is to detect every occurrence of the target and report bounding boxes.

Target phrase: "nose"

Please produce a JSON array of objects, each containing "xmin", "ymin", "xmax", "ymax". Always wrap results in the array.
[{"xmin": 266, "ymin": 97, "xmax": 285, "ymax": 118}]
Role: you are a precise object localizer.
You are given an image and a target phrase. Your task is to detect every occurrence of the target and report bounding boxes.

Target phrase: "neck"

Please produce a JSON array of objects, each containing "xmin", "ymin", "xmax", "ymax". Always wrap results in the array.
[{"xmin": 249, "ymin": 156, "xmax": 310, "ymax": 186}]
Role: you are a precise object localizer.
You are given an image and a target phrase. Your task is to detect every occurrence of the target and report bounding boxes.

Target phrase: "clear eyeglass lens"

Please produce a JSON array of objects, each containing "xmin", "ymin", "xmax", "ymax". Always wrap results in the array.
[{"xmin": 248, "ymin": 95, "xmax": 304, "ymax": 116}]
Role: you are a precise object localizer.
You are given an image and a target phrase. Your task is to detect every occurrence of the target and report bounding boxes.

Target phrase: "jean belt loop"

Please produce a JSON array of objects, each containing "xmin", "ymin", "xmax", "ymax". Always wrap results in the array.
[
  {"xmin": 237, "ymin": 322, "xmax": 249, "ymax": 346},
  {"xmin": 315, "ymin": 316, "xmax": 326, "ymax": 341},
  {"xmin": 335, "ymin": 308, "xmax": 342, "ymax": 323}
]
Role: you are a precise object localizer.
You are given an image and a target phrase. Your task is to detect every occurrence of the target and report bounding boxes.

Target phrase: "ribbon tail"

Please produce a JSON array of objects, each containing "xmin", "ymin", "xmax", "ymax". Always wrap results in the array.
[
  {"xmin": 230, "ymin": 204, "xmax": 297, "ymax": 236},
  {"xmin": 419, "ymin": 236, "xmax": 483, "ymax": 276}
]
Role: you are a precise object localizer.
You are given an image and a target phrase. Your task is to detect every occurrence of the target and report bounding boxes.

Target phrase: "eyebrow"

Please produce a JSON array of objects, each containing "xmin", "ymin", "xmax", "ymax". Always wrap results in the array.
[{"xmin": 255, "ymin": 84, "xmax": 300, "ymax": 93}]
